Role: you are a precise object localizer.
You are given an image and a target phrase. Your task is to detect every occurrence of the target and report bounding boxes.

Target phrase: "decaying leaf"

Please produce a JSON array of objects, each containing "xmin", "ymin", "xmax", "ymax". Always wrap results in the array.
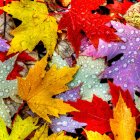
[
  {"xmin": 18, "ymin": 55, "xmax": 78, "ymax": 122},
  {"xmin": 124, "ymin": 2, "xmax": 140, "ymax": 29},
  {"xmin": 2, "ymin": 0, "xmax": 58, "ymax": 55},
  {"xmin": 0, "ymin": 115, "xmax": 38, "ymax": 139},
  {"xmin": 110, "ymin": 94, "xmax": 136, "ymax": 140},
  {"xmin": 0, "ymin": 13, "xmax": 15, "ymax": 41}
]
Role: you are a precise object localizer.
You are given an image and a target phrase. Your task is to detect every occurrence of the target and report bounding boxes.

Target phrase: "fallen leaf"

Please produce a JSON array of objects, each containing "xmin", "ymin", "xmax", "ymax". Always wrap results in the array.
[
  {"xmin": 18, "ymin": 55, "xmax": 79, "ymax": 122},
  {"xmin": 2, "ymin": 0, "xmax": 58, "ymax": 55},
  {"xmin": 85, "ymin": 130, "xmax": 111, "ymax": 140},
  {"xmin": 110, "ymin": 94, "xmax": 136, "ymax": 140},
  {"xmin": 0, "ymin": 115, "xmax": 38, "ymax": 139},
  {"xmin": 68, "ymin": 96, "xmax": 113, "ymax": 134},
  {"xmin": 59, "ymin": 0, "xmax": 118, "ymax": 55},
  {"xmin": 0, "ymin": 13, "xmax": 15, "ymax": 41},
  {"xmin": 50, "ymin": 115, "xmax": 86, "ymax": 133},
  {"xmin": 69, "ymin": 56, "xmax": 110, "ymax": 101}
]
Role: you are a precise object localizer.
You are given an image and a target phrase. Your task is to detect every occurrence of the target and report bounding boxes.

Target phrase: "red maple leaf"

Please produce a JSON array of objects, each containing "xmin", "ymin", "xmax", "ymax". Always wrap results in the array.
[
  {"xmin": 107, "ymin": 0, "xmax": 132, "ymax": 15},
  {"xmin": 68, "ymin": 96, "xmax": 113, "ymax": 134},
  {"xmin": 59, "ymin": 0, "xmax": 119, "ymax": 55}
]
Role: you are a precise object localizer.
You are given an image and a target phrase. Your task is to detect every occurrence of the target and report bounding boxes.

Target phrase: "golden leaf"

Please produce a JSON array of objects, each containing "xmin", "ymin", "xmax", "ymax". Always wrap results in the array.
[
  {"xmin": 0, "ymin": 115, "xmax": 38, "ymax": 140},
  {"xmin": 2, "ymin": 0, "xmax": 57, "ymax": 55},
  {"xmin": 110, "ymin": 94, "xmax": 136, "ymax": 140},
  {"xmin": 85, "ymin": 130, "xmax": 111, "ymax": 140},
  {"xmin": 18, "ymin": 55, "xmax": 79, "ymax": 122}
]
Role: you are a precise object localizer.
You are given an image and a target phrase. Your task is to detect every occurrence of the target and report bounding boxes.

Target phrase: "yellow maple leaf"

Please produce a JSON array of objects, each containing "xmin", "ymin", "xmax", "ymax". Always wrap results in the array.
[
  {"xmin": 2, "ymin": 0, "xmax": 57, "ymax": 55},
  {"xmin": 110, "ymin": 94, "xmax": 136, "ymax": 140},
  {"xmin": 18, "ymin": 55, "xmax": 79, "ymax": 122},
  {"xmin": 32, "ymin": 124, "xmax": 77, "ymax": 140},
  {"xmin": 0, "ymin": 115, "xmax": 38, "ymax": 140},
  {"xmin": 85, "ymin": 130, "xmax": 111, "ymax": 140}
]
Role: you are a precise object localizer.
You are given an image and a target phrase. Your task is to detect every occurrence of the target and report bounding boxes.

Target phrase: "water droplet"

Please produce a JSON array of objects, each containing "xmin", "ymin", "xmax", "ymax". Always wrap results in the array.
[
  {"xmin": 0, "ymin": 92, "xmax": 3, "ymax": 96},
  {"xmin": 124, "ymin": 84, "xmax": 127, "ymax": 88},
  {"xmin": 20, "ymin": 41, "xmax": 27, "ymax": 47},
  {"xmin": 114, "ymin": 67, "xmax": 119, "ymax": 71},
  {"xmin": 135, "ymin": 30, "xmax": 139, "ymax": 34},
  {"xmin": 70, "ymin": 83, "xmax": 74, "ymax": 86},
  {"xmin": 85, "ymin": 75, "xmax": 88, "ymax": 78},
  {"xmin": 121, "ymin": 37, "xmax": 127, "ymax": 42},
  {"xmin": 109, "ymin": 70, "xmax": 112, "ymax": 73},
  {"xmin": 108, "ymin": 44, "xmax": 112, "ymax": 48},
  {"xmin": 101, "ymin": 45, "xmax": 105, "ymax": 48},
  {"xmin": 131, "ymin": 30, "xmax": 134, "ymax": 34},
  {"xmin": 131, "ymin": 59, "xmax": 135, "ymax": 62},
  {"xmin": 78, "ymin": 80, "xmax": 81, "ymax": 84},
  {"xmin": 130, "ymin": 43, "xmax": 133, "ymax": 46},
  {"xmin": 69, "ymin": 94, "xmax": 73, "ymax": 97},
  {"xmin": 136, "ymin": 38, "xmax": 140, "ymax": 42},
  {"xmin": 121, "ymin": 45, "xmax": 126, "ymax": 50},
  {"xmin": 57, "ymin": 122, "xmax": 62, "ymax": 125},
  {"xmin": 121, "ymin": 56, "xmax": 124, "ymax": 60},
  {"xmin": 123, "ymin": 63, "xmax": 127, "ymax": 68},
  {"xmin": 134, "ymin": 51, "xmax": 137, "ymax": 55},
  {"xmin": 56, "ymin": 128, "xmax": 61, "ymax": 132},
  {"xmin": 88, "ymin": 85, "xmax": 92, "ymax": 88},
  {"xmin": 118, "ymin": 28, "xmax": 124, "ymax": 33},
  {"xmin": 62, "ymin": 121, "xmax": 67, "ymax": 126}
]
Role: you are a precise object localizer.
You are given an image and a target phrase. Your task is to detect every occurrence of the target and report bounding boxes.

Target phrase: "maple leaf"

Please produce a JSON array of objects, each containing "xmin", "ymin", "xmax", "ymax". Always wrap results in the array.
[
  {"xmin": 59, "ymin": 0, "xmax": 118, "ymax": 55},
  {"xmin": 18, "ymin": 55, "xmax": 79, "ymax": 122},
  {"xmin": 85, "ymin": 130, "xmax": 111, "ymax": 140},
  {"xmin": 50, "ymin": 115, "xmax": 86, "ymax": 133},
  {"xmin": 0, "ymin": 55, "xmax": 22, "ymax": 127},
  {"xmin": 107, "ymin": 0, "xmax": 132, "ymax": 15},
  {"xmin": 0, "ymin": 115, "xmax": 38, "ymax": 139},
  {"xmin": 81, "ymin": 21, "xmax": 140, "ymax": 97},
  {"xmin": 0, "ymin": 37, "xmax": 10, "ymax": 52},
  {"xmin": 110, "ymin": 94, "xmax": 136, "ymax": 140},
  {"xmin": 124, "ymin": 2, "xmax": 140, "ymax": 29},
  {"xmin": 69, "ymin": 56, "xmax": 110, "ymax": 101},
  {"xmin": 32, "ymin": 124, "xmax": 78, "ymax": 140},
  {"xmin": 68, "ymin": 95, "xmax": 113, "ymax": 134},
  {"xmin": 2, "ymin": 0, "xmax": 58, "ymax": 55},
  {"xmin": 0, "ymin": 13, "xmax": 16, "ymax": 41}
]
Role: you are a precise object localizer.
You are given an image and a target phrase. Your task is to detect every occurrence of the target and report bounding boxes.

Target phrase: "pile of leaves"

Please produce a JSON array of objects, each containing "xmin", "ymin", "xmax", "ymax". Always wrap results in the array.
[{"xmin": 0, "ymin": 0, "xmax": 140, "ymax": 139}]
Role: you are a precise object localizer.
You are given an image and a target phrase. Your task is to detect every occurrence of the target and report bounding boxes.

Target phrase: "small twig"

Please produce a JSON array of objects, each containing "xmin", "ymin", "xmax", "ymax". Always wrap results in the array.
[{"xmin": 3, "ymin": 0, "xmax": 6, "ymax": 38}]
